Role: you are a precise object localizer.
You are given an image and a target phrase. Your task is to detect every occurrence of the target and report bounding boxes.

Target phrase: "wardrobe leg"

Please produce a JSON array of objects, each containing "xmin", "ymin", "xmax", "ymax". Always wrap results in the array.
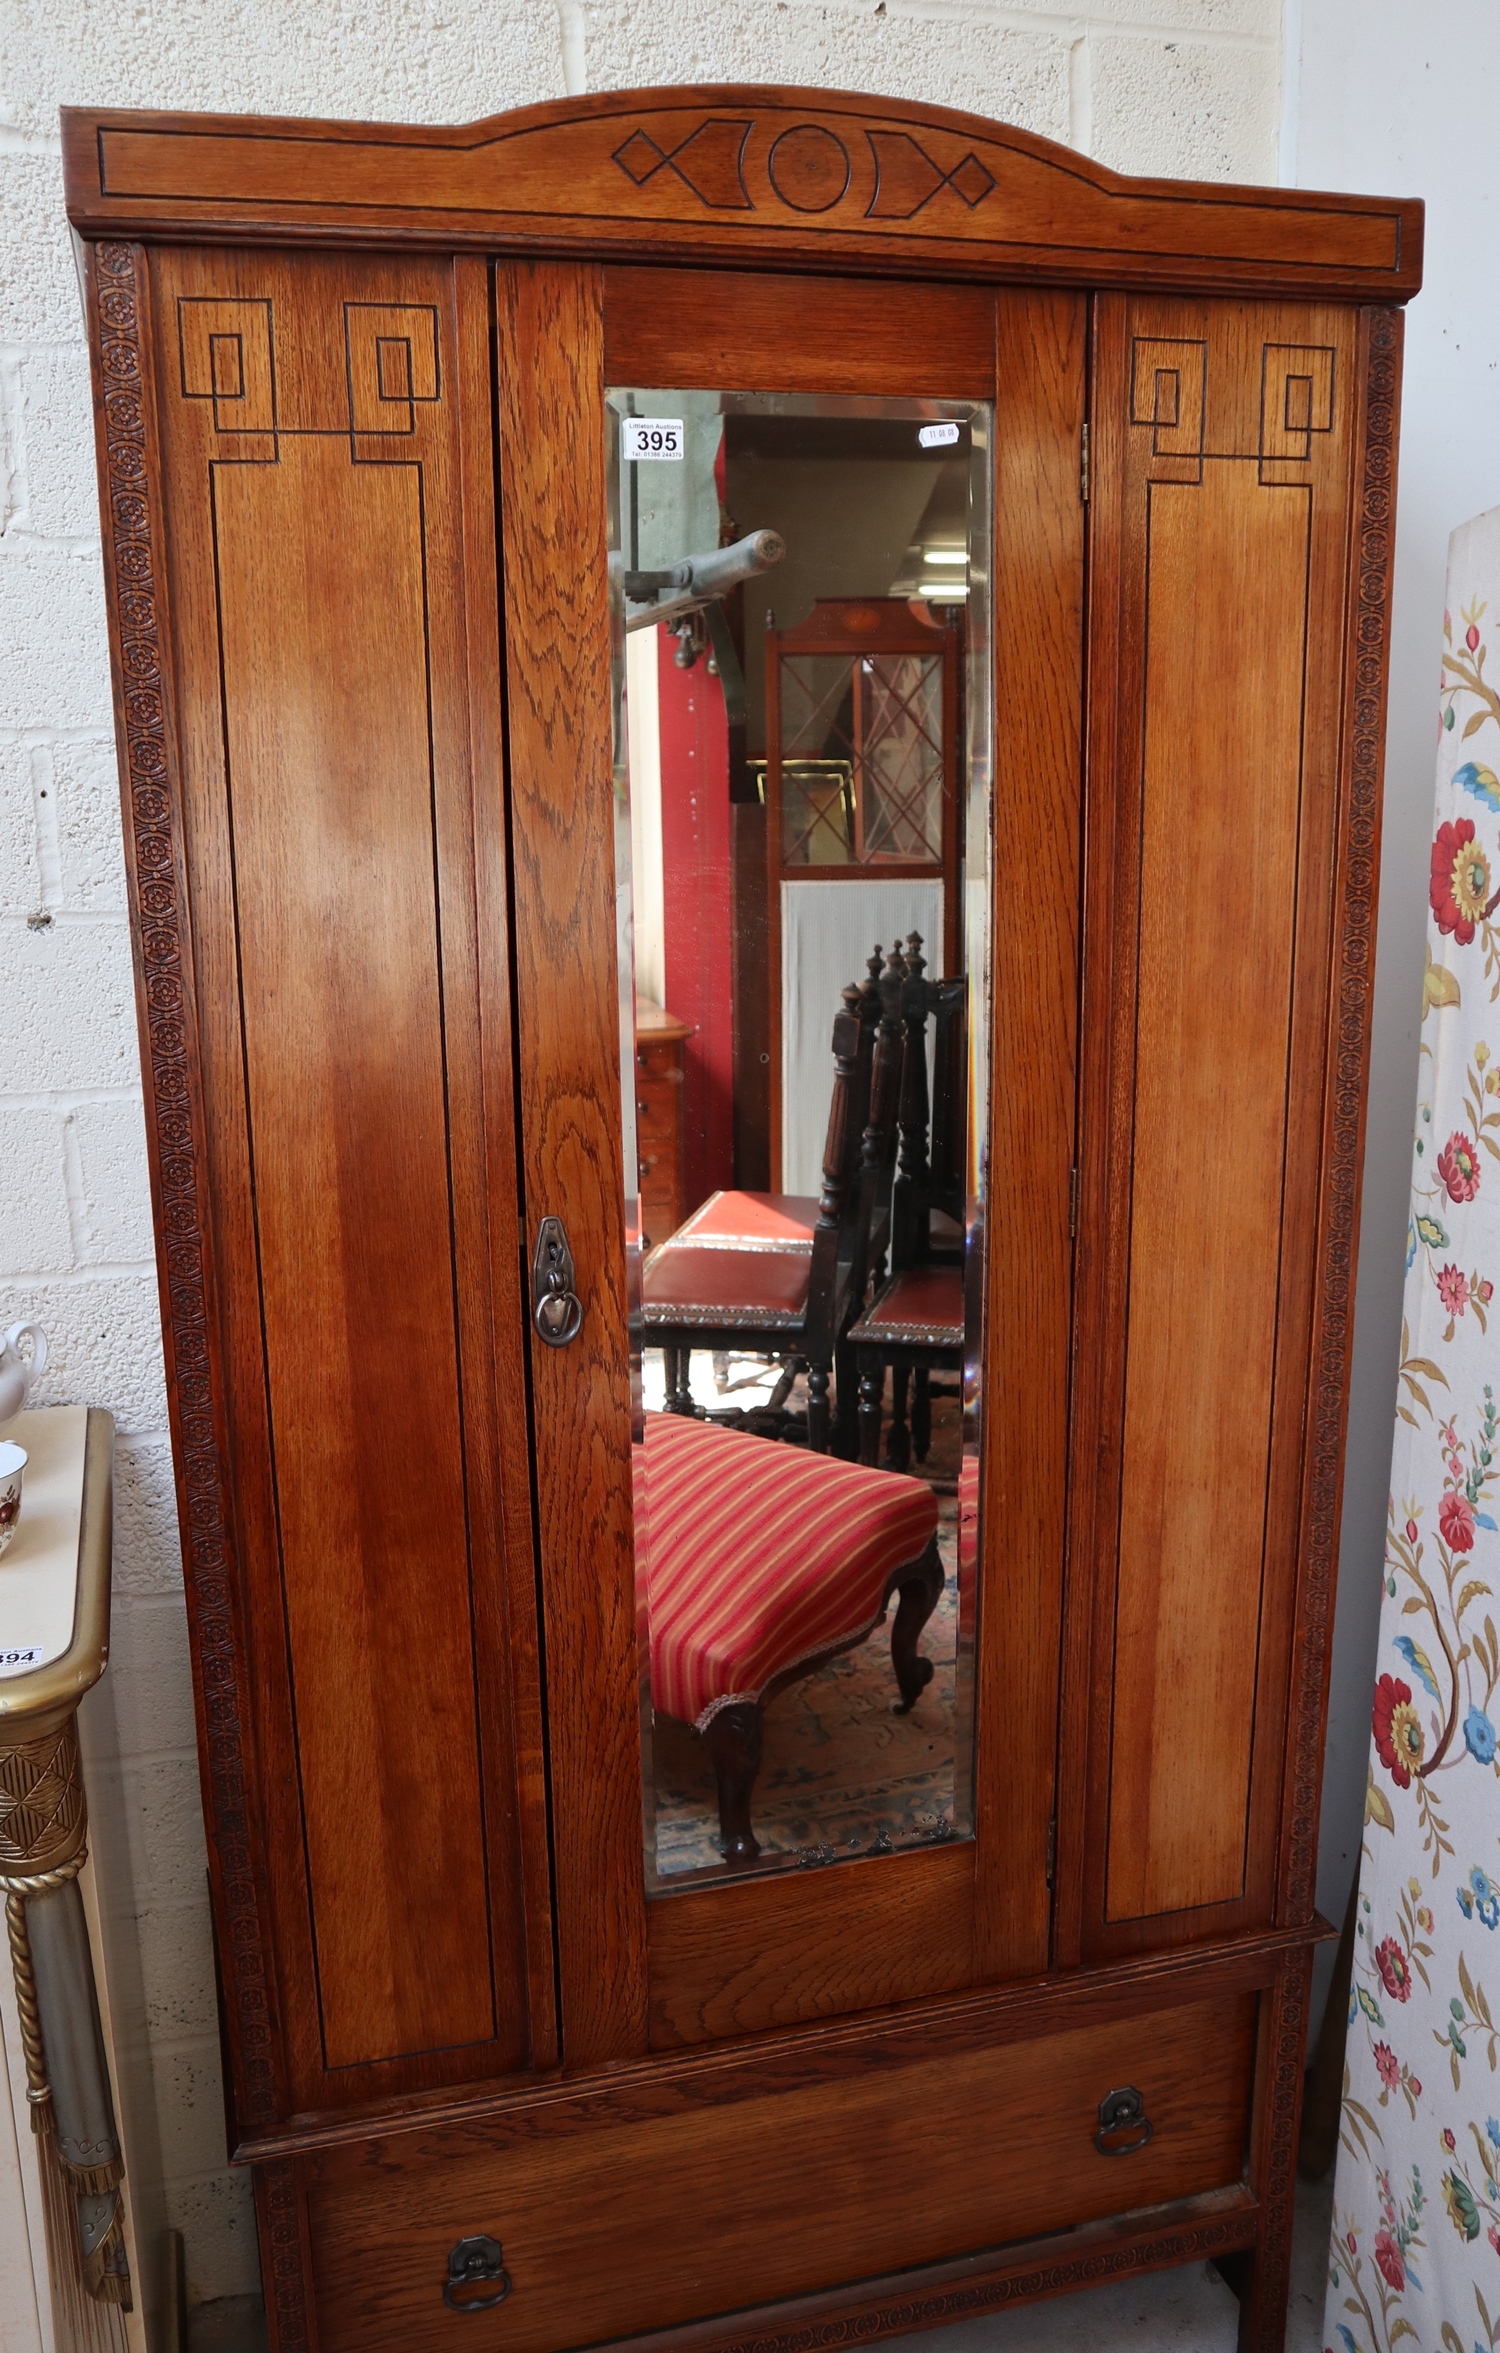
[
  {"xmin": 1233, "ymin": 1945, "xmax": 1313, "ymax": 2351},
  {"xmin": 704, "ymin": 1702, "xmax": 764, "ymax": 1865},
  {"xmin": 858, "ymin": 1356, "xmax": 884, "ymax": 1467},
  {"xmin": 890, "ymin": 1535, "xmax": 944, "ymax": 1712}
]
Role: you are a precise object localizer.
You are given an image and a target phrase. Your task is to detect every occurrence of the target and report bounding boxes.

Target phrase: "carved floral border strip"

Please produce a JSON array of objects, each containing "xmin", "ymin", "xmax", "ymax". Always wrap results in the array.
[
  {"xmin": 92, "ymin": 240, "xmax": 281, "ymax": 2127},
  {"xmin": 1282, "ymin": 307, "xmax": 1399, "ymax": 1925}
]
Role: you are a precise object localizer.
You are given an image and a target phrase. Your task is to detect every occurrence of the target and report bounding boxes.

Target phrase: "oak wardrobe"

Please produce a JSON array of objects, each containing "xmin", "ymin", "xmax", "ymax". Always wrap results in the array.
[{"xmin": 64, "ymin": 85, "xmax": 1419, "ymax": 2353}]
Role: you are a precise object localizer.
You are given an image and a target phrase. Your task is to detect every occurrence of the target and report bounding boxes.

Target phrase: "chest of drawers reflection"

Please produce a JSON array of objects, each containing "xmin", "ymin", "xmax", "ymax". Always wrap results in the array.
[{"xmin": 65, "ymin": 86, "xmax": 1419, "ymax": 2353}]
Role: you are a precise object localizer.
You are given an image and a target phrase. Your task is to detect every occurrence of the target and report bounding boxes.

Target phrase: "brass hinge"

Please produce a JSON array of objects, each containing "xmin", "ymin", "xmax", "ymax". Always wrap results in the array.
[
  {"xmin": 1069, "ymin": 1166, "xmax": 1078, "ymax": 1239},
  {"xmin": 1080, "ymin": 420, "xmax": 1090, "ymax": 503},
  {"xmin": 1045, "ymin": 1815, "xmax": 1057, "ymax": 1890}
]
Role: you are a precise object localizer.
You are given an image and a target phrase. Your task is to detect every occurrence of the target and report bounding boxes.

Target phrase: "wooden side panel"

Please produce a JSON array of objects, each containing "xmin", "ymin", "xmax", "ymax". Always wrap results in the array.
[
  {"xmin": 1068, "ymin": 297, "xmax": 1357, "ymax": 1957},
  {"xmin": 496, "ymin": 258, "xmax": 650, "ymax": 2068},
  {"xmin": 151, "ymin": 247, "xmax": 538, "ymax": 2106},
  {"xmin": 1108, "ymin": 462, "xmax": 1307, "ymax": 1920},
  {"xmin": 304, "ymin": 1988, "xmax": 1256, "ymax": 2353},
  {"xmin": 214, "ymin": 440, "xmax": 490, "ymax": 2065},
  {"xmin": 974, "ymin": 288, "xmax": 1086, "ymax": 1980},
  {"xmin": 647, "ymin": 1842, "xmax": 972, "ymax": 2047}
]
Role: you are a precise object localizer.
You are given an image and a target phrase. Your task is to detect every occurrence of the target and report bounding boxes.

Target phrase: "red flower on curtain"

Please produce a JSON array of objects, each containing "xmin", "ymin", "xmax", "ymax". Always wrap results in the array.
[
  {"xmin": 1375, "ymin": 1937, "xmax": 1414, "ymax": 2003},
  {"xmin": 1374, "ymin": 1674, "xmax": 1424, "ymax": 1787},
  {"xmin": 1439, "ymin": 1131, "xmax": 1482, "ymax": 1202},
  {"xmin": 1441, "ymin": 1491, "xmax": 1477, "ymax": 1552},
  {"xmin": 1431, "ymin": 818, "xmax": 1492, "ymax": 944},
  {"xmin": 1439, "ymin": 1263, "xmax": 1470, "ymax": 1318}
]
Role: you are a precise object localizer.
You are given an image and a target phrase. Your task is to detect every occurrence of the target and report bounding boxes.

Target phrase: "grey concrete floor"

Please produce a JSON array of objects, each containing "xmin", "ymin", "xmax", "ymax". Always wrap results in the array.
[{"xmin": 184, "ymin": 2172, "xmax": 1334, "ymax": 2353}]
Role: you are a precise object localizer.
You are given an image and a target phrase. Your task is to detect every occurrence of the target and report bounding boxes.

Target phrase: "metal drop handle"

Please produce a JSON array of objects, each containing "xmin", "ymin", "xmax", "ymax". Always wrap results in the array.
[
  {"xmin": 444, "ymin": 2235, "xmax": 511, "ymax": 2312},
  {"xmin": 1095, "ymin": 2086, "xmax": 1153, "ymax": 2155},
  {"xmin": 532, "ymin": 1217, "xmax": 583, "ymax": 1348}
]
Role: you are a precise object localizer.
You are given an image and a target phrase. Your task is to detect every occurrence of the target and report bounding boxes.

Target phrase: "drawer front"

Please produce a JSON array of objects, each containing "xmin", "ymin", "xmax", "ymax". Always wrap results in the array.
[
  {"xmin": 305, "ymin": 1991, "xmax": 1255, "ymax": 2353},
  {"xmin": 631, "ymin": 1077, "xmax": 678, "ymax": 1138}
]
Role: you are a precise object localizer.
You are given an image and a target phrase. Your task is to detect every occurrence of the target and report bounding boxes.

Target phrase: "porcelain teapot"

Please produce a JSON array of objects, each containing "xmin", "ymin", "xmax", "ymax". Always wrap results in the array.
[{"xmin": 0, "ymin": 1323, "xmax": 46, "ymax": 1427}]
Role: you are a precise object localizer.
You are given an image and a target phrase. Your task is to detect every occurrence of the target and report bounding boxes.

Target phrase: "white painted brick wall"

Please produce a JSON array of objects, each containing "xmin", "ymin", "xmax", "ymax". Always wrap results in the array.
[{"xmin": 0, "ymin": 0, "xmax": 1283, "ymax": 2311}]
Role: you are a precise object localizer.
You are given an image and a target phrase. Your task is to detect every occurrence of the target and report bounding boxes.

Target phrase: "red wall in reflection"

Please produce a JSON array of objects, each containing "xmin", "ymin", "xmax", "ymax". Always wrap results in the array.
[{"xmin": 657, "ymin": 627, "xmax": 735, "ymax": 1213}]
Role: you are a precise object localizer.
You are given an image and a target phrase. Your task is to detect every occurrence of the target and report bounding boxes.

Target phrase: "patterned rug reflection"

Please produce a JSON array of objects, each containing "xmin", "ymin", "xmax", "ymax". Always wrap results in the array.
[{"xmin": 651, "ymin": 1488, "xmax": 963, "ymax": 1878}]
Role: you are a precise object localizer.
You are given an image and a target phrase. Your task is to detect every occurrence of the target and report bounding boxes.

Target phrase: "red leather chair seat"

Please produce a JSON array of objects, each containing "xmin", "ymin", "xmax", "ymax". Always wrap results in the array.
[
  {"xmin": 641, "ymin": 1412, "xmax": 939, "ymax": 1728},
  {"xmin": 848, "ymin": 1263, "xmax": 964, "ymax": 1348},
  {"xmin": 641, "ymin": 1190, "xmax": 821, "ymax": 1328}
]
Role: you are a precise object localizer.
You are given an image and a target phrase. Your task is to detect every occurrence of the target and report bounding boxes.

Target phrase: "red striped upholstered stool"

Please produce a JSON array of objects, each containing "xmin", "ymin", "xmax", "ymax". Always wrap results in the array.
[{"xmin": 642, "ymin": 1411, "xmax": 943, "ymax": 1864}]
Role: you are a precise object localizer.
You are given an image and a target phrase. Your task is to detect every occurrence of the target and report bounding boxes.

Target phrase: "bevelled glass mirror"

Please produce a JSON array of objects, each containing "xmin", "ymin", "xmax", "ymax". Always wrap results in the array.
[{"xmin": 608, "ymin": 388, "xmax": 992, "ymax": 1889}]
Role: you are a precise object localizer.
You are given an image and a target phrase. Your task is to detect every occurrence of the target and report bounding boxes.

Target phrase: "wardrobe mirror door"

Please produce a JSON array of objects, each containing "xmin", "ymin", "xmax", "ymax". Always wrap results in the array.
[{"xmin": 606, "ymin": 389, "xmax": 993, "ymax": 1890}]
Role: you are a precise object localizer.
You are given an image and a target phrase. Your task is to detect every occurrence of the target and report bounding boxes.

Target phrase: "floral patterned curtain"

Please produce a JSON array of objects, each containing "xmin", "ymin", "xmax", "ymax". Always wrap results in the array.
[{"xmin": 1327, "ymin": 507, "xmax": 1500, "ymax": 2353}]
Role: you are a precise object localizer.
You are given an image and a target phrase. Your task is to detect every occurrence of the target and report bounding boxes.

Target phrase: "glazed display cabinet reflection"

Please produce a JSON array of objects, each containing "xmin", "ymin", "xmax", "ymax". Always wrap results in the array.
[{"xmin": 64, "ymin": 83, "xmax": 1418, "ymax": 2353}]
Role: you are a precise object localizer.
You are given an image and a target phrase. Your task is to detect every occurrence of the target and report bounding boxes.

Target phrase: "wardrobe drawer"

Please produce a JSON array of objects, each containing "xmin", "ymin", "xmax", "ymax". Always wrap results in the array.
[{"xmin": 303, "ymin": 1990, "xmax": 1255, "ymax": 2353}]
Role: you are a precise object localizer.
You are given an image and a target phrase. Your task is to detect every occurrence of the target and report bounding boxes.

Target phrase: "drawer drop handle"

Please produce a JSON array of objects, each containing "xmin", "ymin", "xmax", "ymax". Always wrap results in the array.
[
  {"xmin": 444, "ymin": 2234, "xmax": 511, "ymax": 2312},
  {"xmin": 532, "ymin": 1216, "xmax": 584, "ymax": 1348},
  {"xmin": 1095, "ymin": 2086, "xmax": 1153, "ymax": 2155}
]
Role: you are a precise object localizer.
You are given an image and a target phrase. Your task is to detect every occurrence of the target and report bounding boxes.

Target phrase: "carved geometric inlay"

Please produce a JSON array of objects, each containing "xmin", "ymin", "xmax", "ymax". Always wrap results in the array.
[
  {"xmin": 344, "ymin": 304, "xmax": 441, "ymax": 438},
  {"xmin": 178, "ymin": 298, "xmax": 277, "ymax": 449},
  {"xmin": 1130, "ymin": 337, "xmax": 1207, "ymax": 484},
  {"xmin": 1260, "ymin": 343, "xmax": 1336, "ymax": 462},
  {"xmin": 614, "ymin": 129, "xmax": 666, "ymax": 186},
  {"xmin": 611, "ymin": 119, "xmax": 753, "ymax": 209},
  {"xmin": 0, "ymin": 1720, "xmax": 84, "ymax": 1870},
  {"xmin": 767, "ymin": 123, "xmax": 851, "ymax": 213},
  {"xmin": 866, "ymin": 130, "xmax": 996, "ymax": 220},
  {"xmin": 948, "ymin": 155, "xmax": 996, "ymax": 206}
]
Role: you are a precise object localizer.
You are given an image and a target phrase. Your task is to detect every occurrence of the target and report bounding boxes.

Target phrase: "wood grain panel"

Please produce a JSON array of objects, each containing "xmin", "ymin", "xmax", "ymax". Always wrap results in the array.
[
  {"xmin": 973, "ymin": 288, "xmax": 1086, "ymax": 1981},
  {"xmin": 214, "ymin": 442, "xmax": 493, "ymax": 2064},
  {"xmin": 496, "ymin": 257, "xmax": 650, "ymax": 2068},
  {"xmin": 647, "ymin": 1842, "xmax": 972, "ymax": 2046},
  {"xmin": 605, "ymin": 267, "xmax": 995, "ymax": 395},
  {"xmin": 306, "ymin": 1989, "xmax": 1255, "ymax": 2353},
  {"xmin": 1067, "ymin": 295, "xmax": 1359, "ymax": 1958},
  {"xmin": 1105, "ymin": 463, "xmax": 1307, "ymax": 1921},
  {"xmin": 149, "ymin": 247, "xmax": 536, "ymax": 2107}
]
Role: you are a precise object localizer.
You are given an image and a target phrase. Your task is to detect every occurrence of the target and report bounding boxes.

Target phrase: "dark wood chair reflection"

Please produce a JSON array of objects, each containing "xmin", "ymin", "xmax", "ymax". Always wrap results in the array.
[
  {"xmin": 643, "ymin": 1410, "xmax": 943, "ymax": 1865},
  {"xmin": 850, "ymin": 934, "xmax": 968, "ymax": 1469},
  {"xmin": 640, "ymin": 952, "xmax": 901, "ymax": 1455}
]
